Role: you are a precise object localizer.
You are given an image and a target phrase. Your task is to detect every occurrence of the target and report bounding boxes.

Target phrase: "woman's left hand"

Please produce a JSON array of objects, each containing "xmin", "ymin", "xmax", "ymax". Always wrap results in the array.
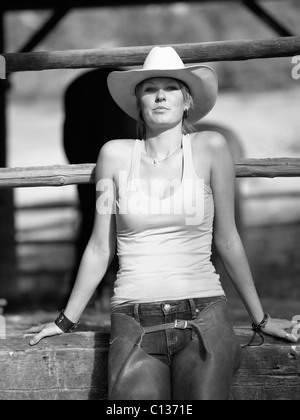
[{"xmin": 262, "ymin": 318, "xmax": 299, "ymax": 343}]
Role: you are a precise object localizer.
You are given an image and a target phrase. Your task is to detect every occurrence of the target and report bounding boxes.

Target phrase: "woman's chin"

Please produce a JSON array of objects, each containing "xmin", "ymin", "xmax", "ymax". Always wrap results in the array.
[{"xmin": 148, "ymin": 117, "xmax": 181, "ymax": 128}]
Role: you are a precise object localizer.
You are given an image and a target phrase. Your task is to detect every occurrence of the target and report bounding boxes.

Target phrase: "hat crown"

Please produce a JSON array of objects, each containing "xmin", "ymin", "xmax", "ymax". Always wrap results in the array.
[{"xmin": 143, "ymin": 47, "xmax": 185, "ymax": 71}]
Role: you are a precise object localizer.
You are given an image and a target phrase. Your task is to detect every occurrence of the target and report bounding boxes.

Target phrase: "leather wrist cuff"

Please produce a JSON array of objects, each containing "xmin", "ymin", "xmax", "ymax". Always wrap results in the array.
[
  {"xmin": 242, "ymin": 313, "xmax": 271, "ymax": 349},
  {"xmin": 252, "ymin": 313, "xmax": 270, "ymax": 333},
  {"xmin": 55, "ymin": 310, "xmax": 80, "ymax": 333}
]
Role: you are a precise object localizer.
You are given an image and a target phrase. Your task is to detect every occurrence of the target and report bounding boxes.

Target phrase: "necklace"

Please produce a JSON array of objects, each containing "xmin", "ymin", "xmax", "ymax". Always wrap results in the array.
[{"xmin": 144, "ymin": 140, "xmax": 183, "ymax": 167}]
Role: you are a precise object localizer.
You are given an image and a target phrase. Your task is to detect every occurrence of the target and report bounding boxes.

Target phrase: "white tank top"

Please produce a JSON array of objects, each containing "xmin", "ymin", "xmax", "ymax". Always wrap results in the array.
[{"xmin": 112, "ymin": 134, "xmax": 224, "ymax": 308}]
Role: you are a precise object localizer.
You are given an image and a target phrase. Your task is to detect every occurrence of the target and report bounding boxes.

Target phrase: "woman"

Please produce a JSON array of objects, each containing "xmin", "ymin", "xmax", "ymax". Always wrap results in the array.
[{"xmin": 29, "ymin": 47, "xmax": 298, "ymax": 400}]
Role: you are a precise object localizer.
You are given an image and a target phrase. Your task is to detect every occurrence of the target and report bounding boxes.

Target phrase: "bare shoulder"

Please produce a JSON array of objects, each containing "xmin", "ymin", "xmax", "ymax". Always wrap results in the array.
[
  {"xmin": 189, "ymin": 131, "xmax": 234, "ymax": 184},
  {"xmin": 190, "ymin": 130, "xmax": 229, "ymax": 156},
  {"xmin": 97, "ymin": 139, "xmax": 136, "ymax": 166},
  {"xmin": 99, "ymin": 139, "xmax": 135, "ymax": 158},
  {"xmin": 96, "ymin": 139, "xmax": 136, "ymax": 180}
]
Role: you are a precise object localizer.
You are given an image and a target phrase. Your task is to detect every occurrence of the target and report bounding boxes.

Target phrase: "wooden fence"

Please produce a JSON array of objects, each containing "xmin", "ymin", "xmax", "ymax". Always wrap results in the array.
[
  {"xmin": 1, "ymin": 159, "xmax": 300, "ymax": 189},
  {"xmin": 1, "ymin": 36, "xmax": 300, "ymax": 189}
]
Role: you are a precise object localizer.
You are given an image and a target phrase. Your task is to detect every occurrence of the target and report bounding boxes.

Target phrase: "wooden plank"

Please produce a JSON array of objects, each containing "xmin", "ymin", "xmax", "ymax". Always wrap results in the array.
[
  {"xmin": 1, "ymin": 158, "xmax": 300, "ymax": 189},
  {"xmin": 0, "ymin": 164, "xmax": 96, "ymax": 188},
  {"xmin": 233, "ymin": 328, "xmax": 300, "ymax": 400},
  {"xmin": 0, "ymin": 328, "xmax": 299, "ymax": 400},
  {"xmin": 235, "ymin": 158, "xmax": 300, "ymax": 178},
  {"xmin": 0, "ymin": 331, "xmax": 110, "ymax": 400},
  {"xmin": 4, "ymin": 36, "xmax": 300, "ymax": 73},
  {"xmin": 0, "ymin": 390, "xmax": 102, "ymax": 401}
]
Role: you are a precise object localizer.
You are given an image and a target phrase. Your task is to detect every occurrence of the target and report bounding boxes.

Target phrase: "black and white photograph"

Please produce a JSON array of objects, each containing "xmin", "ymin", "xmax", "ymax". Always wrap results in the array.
[{"xmin": 0, "ymin": 0, "xmax": 300, "ymax": 402}]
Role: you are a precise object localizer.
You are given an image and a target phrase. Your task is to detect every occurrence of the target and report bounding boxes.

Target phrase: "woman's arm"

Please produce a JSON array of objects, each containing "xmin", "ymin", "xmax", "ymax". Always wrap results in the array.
[
  {"xmin": 210, "ymin": 134, "xmax": 297, "ymax": 342},
  {"xmin": 63, "ymin": 142, "xmax": 117, "ymax": 323},
  {"xmin": 29, "ymin": 141, "xmax": 117, "ymax": 345}
]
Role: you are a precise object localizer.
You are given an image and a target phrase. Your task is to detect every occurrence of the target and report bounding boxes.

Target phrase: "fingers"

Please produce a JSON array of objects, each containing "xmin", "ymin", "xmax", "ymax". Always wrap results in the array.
[
  {"xmin": 29, "ymin": 331, "xmax": 47, "ymax": 347},
  {"xmin": 274, "ymin": 328, "xmax": 299, "ymax": 343},
  {"xmin": 25, "ymin": 325, "xmax": 45, "ymax": 334},
  {"xmin": 263, "ymin": 318, "xmax": 300, "ymax": 343},
  {"xmin": 284, "ymin": 332, "xmax": 299, "ymax": 343},
  {"xmin": 29, "ymin": 324, "xmax": 63, "ymax": 347}
]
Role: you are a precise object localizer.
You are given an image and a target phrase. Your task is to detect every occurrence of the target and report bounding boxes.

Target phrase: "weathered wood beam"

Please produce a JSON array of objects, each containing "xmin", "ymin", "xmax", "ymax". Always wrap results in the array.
[
  {"xmin": 3, "ymin": 36, "xmax": 300, "ymax": 73},
  {"xmin": 0, "ymin": 159, "xmax": 300, "ymax": 189},
  {"xmin": 0, "ymin": 164, "xmax": 96, "ymax": 188},
  {"xmin": 235, "ymin": 158, "xmax": 300, "ymax": 178},
  {"xmin": 0, "ymin": 328, "xmax": 299, "ymax": 400}
]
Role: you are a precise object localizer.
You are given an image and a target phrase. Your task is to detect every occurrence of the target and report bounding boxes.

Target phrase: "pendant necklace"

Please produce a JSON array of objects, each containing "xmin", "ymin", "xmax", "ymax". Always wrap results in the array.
[{"xmin": 144, "ymin": 140, "xmax": 182, "ymax": 167}]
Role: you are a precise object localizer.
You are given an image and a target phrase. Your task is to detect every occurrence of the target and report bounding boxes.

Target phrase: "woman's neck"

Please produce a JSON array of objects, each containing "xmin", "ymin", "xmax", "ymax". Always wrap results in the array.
[{"xmin": 144, "ymin": 125, "xmax": 183, "ymax": 158}]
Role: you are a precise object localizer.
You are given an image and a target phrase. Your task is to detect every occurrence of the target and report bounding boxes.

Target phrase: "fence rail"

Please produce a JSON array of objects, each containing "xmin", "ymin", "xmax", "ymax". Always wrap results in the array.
[
  {"xmin": 3, "ymin": 36, "xmax": 300, "ymax": 73},
  {"xmin": 1, "ymin": 159, "xmax": 300, "ymax": 188}
]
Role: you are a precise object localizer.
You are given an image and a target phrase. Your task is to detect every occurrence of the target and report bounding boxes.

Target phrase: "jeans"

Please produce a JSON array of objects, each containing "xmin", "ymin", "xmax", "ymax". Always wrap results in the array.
[{"xmin": 108, "ymin": 296, "xmax": 242, "ymax": 400}]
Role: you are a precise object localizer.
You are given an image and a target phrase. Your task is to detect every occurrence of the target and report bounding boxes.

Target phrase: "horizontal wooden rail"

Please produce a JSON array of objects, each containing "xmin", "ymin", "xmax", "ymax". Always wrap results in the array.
[
  {"xmin": 3, "ymin": 36, "xmax": 300, "ymax": 73},
  {"xmin": 0, "ymin": 164, "xmax": 95, "ymax": 188},
  {"xmin": 1, "ymin": 159, "xmax": 300, "ymax": 188},
  {"xmin": 0, "ymin": 327, "xmax": 299, "ymax": 400},
  {"xmin": 235, "ymin": 158, "xmax": 300, "ymax": 178}
]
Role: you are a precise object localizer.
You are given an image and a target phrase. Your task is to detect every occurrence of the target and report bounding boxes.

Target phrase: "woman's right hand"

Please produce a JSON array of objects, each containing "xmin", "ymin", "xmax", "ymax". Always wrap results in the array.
[{"xmin": 27, "ymin": 322, "xmax": 64, "ymax": 346}]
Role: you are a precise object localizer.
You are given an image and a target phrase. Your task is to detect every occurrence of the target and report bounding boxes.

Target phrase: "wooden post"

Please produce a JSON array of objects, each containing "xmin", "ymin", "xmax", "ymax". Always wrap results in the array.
[{"xmin": 0, "ymin": 10, "xmax": 17, "ymax": 302}]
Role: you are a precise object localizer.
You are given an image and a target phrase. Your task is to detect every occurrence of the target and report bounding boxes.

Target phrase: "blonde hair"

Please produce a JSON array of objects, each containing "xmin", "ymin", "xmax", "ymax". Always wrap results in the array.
[{"xmin": 135, "ymin": 79, "xmax": 195, "ymax": 139}]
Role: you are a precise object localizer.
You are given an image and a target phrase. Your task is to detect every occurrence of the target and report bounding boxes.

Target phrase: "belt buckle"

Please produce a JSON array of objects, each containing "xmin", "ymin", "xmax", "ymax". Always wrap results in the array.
[{"xmin": 175, "ymin": 320, "xmax": 188, "ymax": 330}]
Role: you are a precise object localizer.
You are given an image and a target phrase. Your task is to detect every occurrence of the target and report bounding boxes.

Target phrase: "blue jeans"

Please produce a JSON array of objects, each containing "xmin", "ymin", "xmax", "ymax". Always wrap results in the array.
[{"xmin": 108, "ymin": 296, "xmax": 242, "ymax": 400}]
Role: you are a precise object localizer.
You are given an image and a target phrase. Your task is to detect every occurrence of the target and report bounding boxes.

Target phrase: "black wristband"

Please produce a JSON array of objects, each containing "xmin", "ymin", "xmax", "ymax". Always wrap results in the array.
[
  {"xmin": 242, "ymin": 313, "xmax": 271, "ymax": 349},
  {"xmin": 252, "ymin": 313, "xmax": 270, "ymax": 332},
  {"xmin": 55, "ymin": 310, "xmax": 79, "ymax": 333}
]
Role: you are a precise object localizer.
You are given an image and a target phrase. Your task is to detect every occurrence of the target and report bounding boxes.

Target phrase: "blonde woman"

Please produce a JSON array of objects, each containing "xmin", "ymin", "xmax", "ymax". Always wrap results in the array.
[{"xmin": 29, "ymin": 47, "xmax": 298, "ymax": 400}]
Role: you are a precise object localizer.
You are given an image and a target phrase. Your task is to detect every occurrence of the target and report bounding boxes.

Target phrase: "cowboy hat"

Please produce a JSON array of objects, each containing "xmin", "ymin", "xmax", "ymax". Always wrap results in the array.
[{"xmin": 107, "ymin": 46, "xmax": 218, "ymax": 124}]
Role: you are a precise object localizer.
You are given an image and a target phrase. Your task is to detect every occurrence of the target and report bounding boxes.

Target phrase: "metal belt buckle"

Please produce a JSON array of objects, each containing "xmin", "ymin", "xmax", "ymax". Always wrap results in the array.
[{"xmin": 175, "ymin": 320, "xmax": 188, "ymax": 330}]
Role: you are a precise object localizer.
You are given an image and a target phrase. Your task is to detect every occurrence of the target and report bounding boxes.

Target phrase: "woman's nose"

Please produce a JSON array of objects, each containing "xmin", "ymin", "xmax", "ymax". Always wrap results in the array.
[{"xmin": 156, "ymin": 89, "xmax": 166, "ymax": 102}]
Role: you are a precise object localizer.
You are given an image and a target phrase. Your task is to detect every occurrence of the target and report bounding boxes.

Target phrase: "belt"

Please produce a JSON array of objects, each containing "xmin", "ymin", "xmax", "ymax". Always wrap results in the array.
[{"xmin": 143, "ymin": 319, "xmax": 212, "ymax": 355}]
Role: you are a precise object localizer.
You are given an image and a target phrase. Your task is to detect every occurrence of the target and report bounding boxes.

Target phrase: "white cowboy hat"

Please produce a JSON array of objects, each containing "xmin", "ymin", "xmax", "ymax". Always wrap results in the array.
[{"xmin": 107, "ymin": 46, "xmax": 218, "ymax": 124}]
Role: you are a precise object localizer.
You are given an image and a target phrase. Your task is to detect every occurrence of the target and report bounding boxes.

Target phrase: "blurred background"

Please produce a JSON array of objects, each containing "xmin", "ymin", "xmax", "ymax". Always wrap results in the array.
[{"xmin": 1, "ymin": 0, "xmax": 300, "ymax": 326}]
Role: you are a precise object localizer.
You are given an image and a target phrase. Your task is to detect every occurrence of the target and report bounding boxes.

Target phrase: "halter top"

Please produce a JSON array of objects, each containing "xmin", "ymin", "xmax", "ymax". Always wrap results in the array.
[{"xmin": 112, "ymin": 134, "xmax": 224, "ymax": 308}]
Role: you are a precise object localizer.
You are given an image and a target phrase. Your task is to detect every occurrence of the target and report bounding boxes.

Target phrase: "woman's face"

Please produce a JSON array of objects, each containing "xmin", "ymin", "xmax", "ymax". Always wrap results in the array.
[{"xmin": 137, "ymin": 78, "xmax": 187, "ymax": 130}]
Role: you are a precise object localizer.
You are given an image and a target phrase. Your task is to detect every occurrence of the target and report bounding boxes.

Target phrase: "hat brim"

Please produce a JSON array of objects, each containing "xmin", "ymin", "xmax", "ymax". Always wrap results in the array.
[{"xmin": 107, "ymin": 65, "xmax": 218, "ymax": 124}]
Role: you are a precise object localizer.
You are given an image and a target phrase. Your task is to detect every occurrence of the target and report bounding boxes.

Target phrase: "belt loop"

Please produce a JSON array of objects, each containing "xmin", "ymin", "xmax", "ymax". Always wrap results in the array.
[
  {"xmin": 134, "ymin": 304, "xmax": 140, "ymax": 323},
  {"xmin": 189, "ymin": 299, "xmax": 197, "ymax": 320}
]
